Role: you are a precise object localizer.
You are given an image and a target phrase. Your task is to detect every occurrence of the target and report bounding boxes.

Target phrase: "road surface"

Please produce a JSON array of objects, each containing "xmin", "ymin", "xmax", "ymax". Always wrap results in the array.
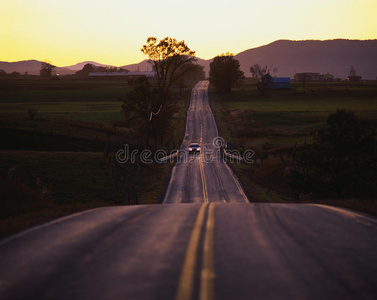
[
  {"xmin": 163, "ymin": 80, "xmax": 248, "ymax": 204},
  {"xmin": 1, "ymin": 81, "xmax": 377, "ymax": 300}
]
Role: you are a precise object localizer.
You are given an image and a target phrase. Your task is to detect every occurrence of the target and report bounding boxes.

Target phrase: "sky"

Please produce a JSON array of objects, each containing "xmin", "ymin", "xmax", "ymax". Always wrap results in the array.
[{"xmin": 1, "ymin": 0, "xmax": 376, "ymax": 67}]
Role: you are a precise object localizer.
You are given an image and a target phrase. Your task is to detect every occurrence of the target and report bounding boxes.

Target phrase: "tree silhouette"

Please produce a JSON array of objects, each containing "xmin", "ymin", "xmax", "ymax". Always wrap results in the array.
[
  {"xmin": 141, "ymin": 37, "xmax": 196, "ymax": 105},
  {"xmin": 40, "ymin": 60, "xmax": 56, "ymax": 78},
  {"xmin": 119, "ymin": 77, "xmax": 157, "ymax": 148},
  {"xmin": 349, "ymin": 65, "xmax": 357, "ymax": 77},
  {"xmin": 250, "ymin": 64, "xmax": 277, "ymax": 95},
  {"xmin": 209, "ymin": 53, "xmax": 244, "ymax": 94},
  {"xmin": 290, "ymin": 109, "xmax": 377, "ymax": 198}
]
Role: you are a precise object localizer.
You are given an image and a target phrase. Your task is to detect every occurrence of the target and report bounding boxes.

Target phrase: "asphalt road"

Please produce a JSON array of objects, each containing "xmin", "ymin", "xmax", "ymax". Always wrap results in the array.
[
  {"xmin": 163, "ymin": 81, "xmax": 248, "ymax": 204},
  {"xmin": 1, "ymin": 81, "xmax": 377, "ymax": 300}
]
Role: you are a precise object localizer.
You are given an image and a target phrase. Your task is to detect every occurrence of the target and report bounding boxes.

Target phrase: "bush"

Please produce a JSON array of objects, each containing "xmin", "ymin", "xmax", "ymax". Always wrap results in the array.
[{"xmin": 290, "ymin": 109, "xmax": 377, "ymax": 198}]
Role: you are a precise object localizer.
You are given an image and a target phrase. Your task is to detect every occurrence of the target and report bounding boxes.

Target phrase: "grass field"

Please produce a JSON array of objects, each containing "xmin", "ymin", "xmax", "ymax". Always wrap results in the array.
[
  {"xmin": 0, "ymin": 78, "xmax": 127, "ymax": 123},
  {"xmin": 210, "ymin": 79, "xmax": 377, "ymax": 215},
  {"xmin": 0, "ymin": 77, "xmax": 192, "ymax": 238}
]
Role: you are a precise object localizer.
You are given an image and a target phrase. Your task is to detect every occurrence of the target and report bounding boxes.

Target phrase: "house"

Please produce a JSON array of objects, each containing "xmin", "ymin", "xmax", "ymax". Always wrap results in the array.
[
  {"xmin": 262, "ymin": 74, "xmax": 290, "ymax": 89},
  {"xmin": 294, "ymin": 73, "xmax": 320, "ymax": 81},
  {"xmin": 347, "ymin": 75, "xmax": 362, "ymax": 82},
  {"xmin": 294, "ymin": 72, "xmax": 335, "ymax": 81},
  {"xmin": 319, "ymin": 73, "xmax": 334, "ymax": 81}
]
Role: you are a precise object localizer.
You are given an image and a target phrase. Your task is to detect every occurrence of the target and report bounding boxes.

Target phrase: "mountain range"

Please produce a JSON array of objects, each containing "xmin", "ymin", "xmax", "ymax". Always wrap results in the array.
[{"xmin": 1, "ymin": 39, "xmax": 376, "ymax": 79}]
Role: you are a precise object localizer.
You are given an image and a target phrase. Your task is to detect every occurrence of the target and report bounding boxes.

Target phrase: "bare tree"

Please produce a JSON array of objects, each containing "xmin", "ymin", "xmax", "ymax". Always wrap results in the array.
[
  {"xmin": 250, "ymin": 64, "xmax": 277, "ymax": 95},
  {"xmin": 295, "ymin": 73, "xmax": 313, "ymax": 93}
]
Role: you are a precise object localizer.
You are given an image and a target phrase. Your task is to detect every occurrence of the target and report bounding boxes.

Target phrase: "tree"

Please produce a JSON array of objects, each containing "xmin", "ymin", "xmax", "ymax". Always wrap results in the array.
[
  {"xmin": 137, "ymin": 37, "xmax": 198, "ymax": 146},
  {"xmin": 349, "ymin": 65, "xmax": 357, "ymax": 77},
  {"xmin": 76, "ymin": 63, "xmax": 95, "ymax": 78},
  {"xmin": 176, "ymin": 64, "xmax": 205, "ymax": 97},
  {"xmin": 294, "ymin": 73, "xmax": 312, "ymax": 94},
  {"xmin": 249, "ymin": 64, "xmax": 277, "ymax": 95},
  {"xmin": 209, "ymin": 53, "xmax": 244, "ymax": 94},
  {"xmin": 119, "ymin": 77, "xmax": 157, "ymax": 148},
  {"xmin": 40, "ymin": 60, "xmax": 56, "ymax": 78},
  {"xmin": 141, "ymin": 37, "xmax": 196, "ymax": 104},
  {"xmin": 290, "ymin": 109, "xmax": 377, "ymax": 198}
]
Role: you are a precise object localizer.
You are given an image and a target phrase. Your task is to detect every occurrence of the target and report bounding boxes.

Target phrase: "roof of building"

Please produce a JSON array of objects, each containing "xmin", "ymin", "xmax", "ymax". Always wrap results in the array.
[{"xmin": 272, "ymin": 77, "xmax": 291, "ymax": 83}]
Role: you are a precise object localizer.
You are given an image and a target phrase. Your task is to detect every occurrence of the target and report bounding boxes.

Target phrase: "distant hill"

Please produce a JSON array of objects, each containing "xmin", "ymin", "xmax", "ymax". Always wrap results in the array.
[
  {"xmin": 234, "ymin": 39, "xmax": 377, "ymax": 79},
  {"xmin": 62, "ymin": 61, "xmax": 114, "ymax": 71},
  {"xmin": 1, "ymin": 39, "xmax": 376, "ymax": 79},
  {"xmin": 0, "ymin": 60, "xmax": 75, "ymax": 75},
  {"xmin": 119, "ymin": 60, "xmax": 152, "ymax": 72},
  {"xmin": 120, "ymin": 58, "xmax": 211, "ymax": 75}
]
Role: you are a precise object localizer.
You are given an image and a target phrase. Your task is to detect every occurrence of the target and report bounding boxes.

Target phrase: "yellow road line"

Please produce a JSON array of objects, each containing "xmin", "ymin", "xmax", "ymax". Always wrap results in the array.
[
  {"xmin": 199, "ymin": 158, "xmax": 209, "ymax": 203},
  {"xmin": 200, "ymin": 203, "xmax": 215, "ymax": 300},
  {"xmin": 175, "ymin": 203, "xmax": 208, "ymax": 300}
]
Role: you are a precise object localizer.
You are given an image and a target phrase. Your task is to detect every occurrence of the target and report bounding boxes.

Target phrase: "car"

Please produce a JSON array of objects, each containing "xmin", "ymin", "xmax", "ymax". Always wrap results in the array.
[{"xmin": 188, "ymin": 143, "xmax": 201, "ymax": 154}]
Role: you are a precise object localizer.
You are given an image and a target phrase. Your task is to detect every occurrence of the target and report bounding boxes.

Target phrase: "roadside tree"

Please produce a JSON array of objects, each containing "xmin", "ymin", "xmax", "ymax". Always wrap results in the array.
[
  {"xmin": 290, "ymin": 109, "xmax": 377, "ymax": 198},
  {"xmin": 141, "ymin": 36, "xmax": 196, "ymax": 104},
  {"xmin": 131, "ymin": 37, "xmax": 199, "ymax": 147},
  {"xmin": 209, "ymin": 53, "xmax": 244, "ymax": 94},
  {"xmin": 119, "ymin": 77, "xmax": 159, "ymax": 148}
]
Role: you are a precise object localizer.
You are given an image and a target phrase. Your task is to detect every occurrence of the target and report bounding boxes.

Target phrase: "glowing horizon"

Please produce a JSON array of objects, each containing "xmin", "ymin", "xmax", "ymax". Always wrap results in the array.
[{"xmin": 1, "ymin": 0, "xmax": 376, "ymax": 67}]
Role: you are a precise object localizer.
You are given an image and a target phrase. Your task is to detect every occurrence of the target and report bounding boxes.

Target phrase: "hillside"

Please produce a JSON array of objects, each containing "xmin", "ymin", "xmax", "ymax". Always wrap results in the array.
[
  {"xmin": 1, "ymin": 39, "xmax": 376, "ymax": 79},
  {"xmin": 63, "ymin": 61, "xmax": 114, "ymax": 71},
  {"xmin": 235, "ymin": 39, "xmax": 377, "ymax": 79},
  {"xmin": 0, "ymin": 60, "xmax": 75, "ymax": 76}
]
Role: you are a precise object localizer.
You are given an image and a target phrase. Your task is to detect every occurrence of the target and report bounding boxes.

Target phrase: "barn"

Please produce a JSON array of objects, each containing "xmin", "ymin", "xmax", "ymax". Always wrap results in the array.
[
  {"xmin": 267, "ymin": 77, "xmax": 291, "ymax": 89},
  {"xmin": 262, "ymin": 74, "xmax": 291, "ymax": 89}
]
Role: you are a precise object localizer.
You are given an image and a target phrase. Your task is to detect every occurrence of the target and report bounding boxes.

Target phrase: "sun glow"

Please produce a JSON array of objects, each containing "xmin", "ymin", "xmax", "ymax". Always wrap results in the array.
[{"xmin": 1, "ymin": 0, "xmax": 376, "ymax": 67}]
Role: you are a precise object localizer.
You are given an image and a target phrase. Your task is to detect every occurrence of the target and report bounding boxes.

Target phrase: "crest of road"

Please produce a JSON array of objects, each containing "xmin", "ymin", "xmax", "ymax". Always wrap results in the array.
[{"xmin": 1, "ymin": 81, "xmax": 377, "ymax": 300}]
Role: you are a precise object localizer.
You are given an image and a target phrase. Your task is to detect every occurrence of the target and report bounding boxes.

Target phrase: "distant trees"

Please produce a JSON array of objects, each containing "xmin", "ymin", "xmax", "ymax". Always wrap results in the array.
[
  {"xmin": 290, "ymin": 109, "xmax": 377, "ymax": 198},
  {"xmin": 294, "ymin": 73, "xmax": 312, "ymax": 93},
  {"xmin": 40, "ymin": 60, "xmax": 56, "ymax": 78},
  {"xmin": 76, "ymin": 64, "xmax": 95, "ymax": 78},
  {"xmin": 209, "ymin": 53, "xmax": 244, "ymax": 94},
  {"xmin": 95, "ymin": 66, "xmax": 119, "ymax": 73},
  {"xmin": 249, "ymin": 64, "xmax": 277, "ymax": 95},
  {"xmin": 349, "ymin": 65, "xmax": 357, "ymax": 77}
]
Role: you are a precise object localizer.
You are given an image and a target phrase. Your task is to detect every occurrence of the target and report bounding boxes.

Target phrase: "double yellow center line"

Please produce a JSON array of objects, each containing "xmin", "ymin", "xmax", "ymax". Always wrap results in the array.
[
  {"xmin": 175, "ymin": 203, "xmax": 215, "ymax": 300},
  {"xmin": 199, "ymin": 158, "xmax": 209, "ymax": 203}
]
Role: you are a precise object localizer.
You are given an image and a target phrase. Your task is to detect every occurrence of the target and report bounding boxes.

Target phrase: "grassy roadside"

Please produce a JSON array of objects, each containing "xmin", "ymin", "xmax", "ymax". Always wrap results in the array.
[{"xmin": 209, "ymin": 79, "xmax": 377, "ymax": 216}]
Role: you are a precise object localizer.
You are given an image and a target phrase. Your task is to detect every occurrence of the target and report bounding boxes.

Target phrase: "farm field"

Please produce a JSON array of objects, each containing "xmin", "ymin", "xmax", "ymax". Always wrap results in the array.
[
  {"xmin": 0, "ymin": 78, "xmax": 127, "ymax": 123},
  {"xmin": 0, "ymin": 77, "xmax": 190, "ymax": 238},
  {"xmin": 210, "ymin": 79, "xmax": 377, "ymax": 215}
]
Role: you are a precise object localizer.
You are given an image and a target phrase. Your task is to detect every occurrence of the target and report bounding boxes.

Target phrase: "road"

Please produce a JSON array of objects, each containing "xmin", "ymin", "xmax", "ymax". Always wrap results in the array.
[
  {"xmin": 1, "ymin": 81, "xmax": 377, "ymax": 300},
  {"xmin": 163, "ymin": 80, "xmax": 248, "ymax": 204}
]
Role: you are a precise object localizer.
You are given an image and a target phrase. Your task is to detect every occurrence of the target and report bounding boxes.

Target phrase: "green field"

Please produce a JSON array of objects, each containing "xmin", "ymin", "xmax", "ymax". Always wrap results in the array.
[
  {"xmin": 0, "ymin": 78, "xmax": 128, "ymax": 123},
  {"xmin": 0, "ymin": 77, "xmax": 192, "ymax": 238},
  {"xmin": 210, "ymin": 79, "xmax": 377, "ymax": 215},
  {"xmin": 212, "ymin": 80, "xmax": 377, "ymax": 151}
]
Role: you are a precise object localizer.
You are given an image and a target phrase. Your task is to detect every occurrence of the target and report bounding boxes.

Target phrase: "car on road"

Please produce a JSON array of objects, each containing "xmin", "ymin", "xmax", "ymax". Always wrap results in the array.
[{"xmin": 188, "ymin": 143, "xmax": 201, "ymax": 154}]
